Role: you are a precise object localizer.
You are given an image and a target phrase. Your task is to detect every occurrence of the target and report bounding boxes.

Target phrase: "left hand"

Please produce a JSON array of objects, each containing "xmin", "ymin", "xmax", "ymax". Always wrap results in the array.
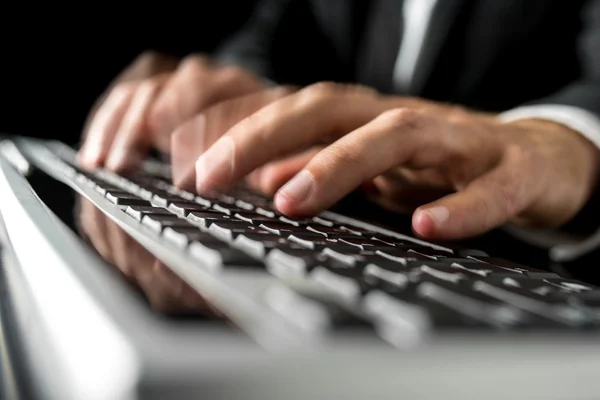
[{"xmin": 174, "ymin": 82, "xmax": 600, "ymax": 241}]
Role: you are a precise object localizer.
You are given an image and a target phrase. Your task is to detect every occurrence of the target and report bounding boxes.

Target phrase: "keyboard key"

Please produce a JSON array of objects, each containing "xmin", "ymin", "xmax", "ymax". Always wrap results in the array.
[
  {"xmin": 168, "ymin": 201, "xmax": 211, "ymax": 216},
  {"xmin": 188, "ymin": 241, "xmax": 261, "ymax": 272},
  {"xmin": 105, "ymin": 192, "xmax": 150, "ymax": 206},
  {"xmin": 125, "ymin": 205, "xmax": 172, "ymax": 221},
  {"xmin": 187, "ymin": 211, "xmax": 230, "ymax": 228},
  {"xmin": 266, "ymin": 248, "xmax": 326, "ymax": 277},
  {"xmin": 163, "ymin": 226, "xmax": 224, "ymax": 248},
  {"xmin": 141, "ymin": 215, "xmax": 191, "ymax": 233}
]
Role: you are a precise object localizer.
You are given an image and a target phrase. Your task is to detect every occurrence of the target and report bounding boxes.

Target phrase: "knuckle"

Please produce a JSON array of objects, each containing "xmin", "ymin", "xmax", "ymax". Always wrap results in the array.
[
  {"xmin": 447, "ymin": 107, "xmax": 471, "ymax": 126},
  {"xmin": 217, "ymin": 65, "xmax": 250, "ymax": 82},
  {"xmin": 178, "ymin": 55, "xmax": 211, "ymax": 75},
  {"xmin": 299, "ymin": 81, "xmax": 339, "ymax": 104},
  {"xmin": 136, "ymin": 50, "xmax": 163, "ymax": 64},
  {"xmin": 378, "ymin": 108, "xmax": 423, "ymax": 130}
]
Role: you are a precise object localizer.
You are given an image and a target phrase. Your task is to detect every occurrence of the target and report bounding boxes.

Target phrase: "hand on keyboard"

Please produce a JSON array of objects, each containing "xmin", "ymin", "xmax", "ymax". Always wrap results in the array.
[
  {"xmin": 178, "ymin": 82, "xmax": 599, "ymax": 242},
  {"xmin": 78, "ymin": 51, "xmax": 264, "ymax": 172},
  {"xmin": 77, "ymin": 195, "xmax": 221, "ymax": 316}
]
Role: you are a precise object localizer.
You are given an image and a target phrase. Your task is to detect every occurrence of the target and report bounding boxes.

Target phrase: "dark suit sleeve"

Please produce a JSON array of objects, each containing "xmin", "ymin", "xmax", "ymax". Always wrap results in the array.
[{"xmin": 525, "ymin": 0, "xmax": 600, "ymax": 114}]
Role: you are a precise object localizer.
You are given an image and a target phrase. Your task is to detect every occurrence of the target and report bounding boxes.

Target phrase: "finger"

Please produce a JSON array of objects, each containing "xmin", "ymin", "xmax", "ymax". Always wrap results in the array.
[
  {"xmin": 105, "ymin": 76, "xmax": 168, "ymax": 171},
  {"xmin": 273, "ymin": 109, "xmax": 453, "ymax": 216},
  {"xmin": 195, "ymin": 83, "xmax": 386, "ymax": 193},
  {"xmin": 252, "ymin": 147, "xmax": 322, "ymax": 195},
  {"xmin": 150, "ymin": 58, "xmax": 261, "ymax": 150},
  {"xmin": 171, "ymin": 87, "xmax": 292, "ymax": 190},
  {"xmin": 412, "ymin": 146, "xmax": 540, "ymax": 240},
  {"xmin": 78, "ymin": 83, "xmax": 136, "ymax": 167}
]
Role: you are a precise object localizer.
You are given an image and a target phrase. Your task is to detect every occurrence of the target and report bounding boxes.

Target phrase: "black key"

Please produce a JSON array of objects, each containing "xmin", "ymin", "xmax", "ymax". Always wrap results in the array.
[
  {"xmin": 187, "ymin": 210, "xmax": 230, "ymax": 227},
  {"xmin": 188, "ymin": 241, "xmax": 262, "ymax": 272},
  {"xmin": 233, "ymin": 212, "xmax": 275, "ymax": 225},
  {"xmin": 543, "ymin": 278, "xmax": 596, "ymax": 293},
  {"xmin": 363, "ymin": 261, "xmax": 410, "ymax": 288},
  {"xmin": 124, "ymin": 205, "xmax": 172, "ymax": 221},
  {"xmin": 263, "ymin": 285, "xmax": 374, "ymax": 333},
  {"xmin": 375, "ymin": 248, "xmax": 434, "ymax": 263},
  {"xmin": 141, "ymin": 215, "xmax": 191, "ymax": 233},
  {"xmin": 312, "ymin": 216, "xmax": 335, "ymax": 227},
  {"xmin": 105, "ymin": 192, "xmax": 150, "ymax": 206},
  {"xmin": 151, "ymin": 192, "xmax": 183, "ymax": 207},
  {"xmin": 208, "ymin": 220, "xmax": 257, "ymax": 241},
  {"xmin": 266, "ymin": 248, "xmax": 326, "ymax": 277},
  {"xmin": 415, "ymin": 281, "xmax": 524, "ymax": 328},
  {"xmin": 255, "ymin": 207, "xmax": 277, "ymax": 218},
  {"xmin": 467, "ymin": 256, "xmax": 558, "ymax": 278},
  {"xmin": 212, "ymin": 204, "xmax": 249, "ymax": 215},
  {"xmin": 406, "ymin": 246, "xmax": 453, "ymax": 259},
  {"xmin": 287, "ymin": 234, "xmax": 353, "ymax": 251},
  {"xmin": 336, "ymin": 225, "xmax": 372, "ymax": 235},
  {"xmin": 233, "ymin": 233, "xmax": 291, "ymax": 258},
  {"xmin": 338, "ymin": 236, "xmax": 391, "ymax": 249},
  {"xmin": 473, "ymin": 280, "xmax": 587, "ymax": 326},
  {"xmin": 168, "ymin": 201, "xmax": 211, "ymax": 216},
  {"xmin": 235, "ymin": 199, "xmax": 254, "ymax": 210},
  {"xmin": 278, "ymin": 216, "xmax": 310, "ymax": 226},
  {"xmin": 259, "ymin": 222, "xmax": 306, "ymax": 235},
  {"xmin": 309, "ymin": 266, "xmax": 373, "ymax": 301},
  {"xmin": 163, "ymin": 226, "xmax": 224, "ymax": 248},
  {"xmin": 306, "ymin": 225, "xmax": 348, "ymax": 237},
  {"xmin": 369, "ymin": 234, "xmax": 397, "ymax": 246}
]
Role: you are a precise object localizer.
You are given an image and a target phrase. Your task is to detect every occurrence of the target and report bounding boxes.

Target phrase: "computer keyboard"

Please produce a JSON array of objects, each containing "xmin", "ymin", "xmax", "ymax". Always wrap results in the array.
[{"xmin": 20, "ymin": 140, "xmax": 600, "ymax": 347}]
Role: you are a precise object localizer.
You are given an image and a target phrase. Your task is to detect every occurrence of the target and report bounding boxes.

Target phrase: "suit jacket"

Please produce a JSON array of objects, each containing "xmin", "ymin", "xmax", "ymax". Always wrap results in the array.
[{"xmin": 217, "ymin": 0, "xmax": 600, "ymax": 114}]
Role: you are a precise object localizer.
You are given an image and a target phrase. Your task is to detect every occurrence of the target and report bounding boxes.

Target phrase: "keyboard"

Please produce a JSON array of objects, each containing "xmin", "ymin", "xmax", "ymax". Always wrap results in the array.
[{"xmin": 16, "ymin": 139, "xmax": 600, "ymax": 348}]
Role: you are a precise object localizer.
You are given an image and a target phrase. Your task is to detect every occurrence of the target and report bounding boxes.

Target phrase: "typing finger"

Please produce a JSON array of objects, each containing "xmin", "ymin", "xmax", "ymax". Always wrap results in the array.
[
  {"xmin": 105, "ymin": 75, "xmax": 168, "ymax": 171},
  {"xmin": 78, "ymin": 82, "xmax": 136, "ymax": 167},
  {"xmin": 171, "ymin": 87, "xmax": 293, "ymax": 190},
  {"xmin": 412, "ymin": 146, "xmax": 542, "ymax": 240},
  {"xmin": 273, "ymin": 109, "xmax": 448, "ymax": 215},
  {"xmin": 195, "ymin": 83, "xmax": 386, "ymax": 193},
  {"xmin": 251, "ymin": 147, "xmax": 322, "ymax": 195},
  {"xmin": 150, "ymin": 57, "xmax": 262, "ymax": 152}
]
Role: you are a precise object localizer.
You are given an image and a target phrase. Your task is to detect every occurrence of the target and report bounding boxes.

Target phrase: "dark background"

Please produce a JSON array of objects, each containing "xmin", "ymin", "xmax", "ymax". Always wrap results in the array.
[{"xmin": 0, "ymin": 3, "xmax": 259, "ymax": 145}]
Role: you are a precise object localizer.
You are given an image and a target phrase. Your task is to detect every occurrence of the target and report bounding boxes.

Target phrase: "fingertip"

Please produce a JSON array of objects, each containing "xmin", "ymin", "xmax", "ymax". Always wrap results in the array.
[
  {"xmin": 412, "ymin": 206, "xmax": 449, "ymax": 239},
  {"xmin": 273, "ymin": 191, "xmax": 296, "ymax": 216},
  {"xmin": 412, "ymin": 209, "xmax": 436, "ymax": 238}
]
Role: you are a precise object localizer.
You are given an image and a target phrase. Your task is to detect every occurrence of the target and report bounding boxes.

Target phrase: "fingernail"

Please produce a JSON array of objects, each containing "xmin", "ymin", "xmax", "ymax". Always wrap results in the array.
[
  {"xmin": 195, "ymin": 136, "xmax": 235, "ymax": 191},
  {"xmin": 277, "ymin": 170, "xmax": 314, "ymax": 203},
  {"xmin": 424, "ymin": 206, "xmax": 450, "ymax": 226}
]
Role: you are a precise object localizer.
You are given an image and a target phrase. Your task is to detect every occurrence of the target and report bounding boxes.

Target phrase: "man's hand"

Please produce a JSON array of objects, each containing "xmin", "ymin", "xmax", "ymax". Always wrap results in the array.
[
  {"xmin": 77, "ymin": 51, "xmax": 264, "ymax": 171},
  {"xmin": 176, "ymin": 82, "xmax": 600, "ymax": 241}
]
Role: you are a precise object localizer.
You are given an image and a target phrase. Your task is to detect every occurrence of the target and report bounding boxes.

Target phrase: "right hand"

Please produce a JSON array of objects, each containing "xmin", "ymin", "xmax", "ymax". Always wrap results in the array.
[{"xmin": 77, "ymin": 51, "xmax": 264, "ymax": 171}]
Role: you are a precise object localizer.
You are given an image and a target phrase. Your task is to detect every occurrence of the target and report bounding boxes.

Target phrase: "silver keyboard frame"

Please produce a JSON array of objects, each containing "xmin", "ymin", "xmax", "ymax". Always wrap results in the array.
[{"xmin": 0, "ymin": 137, "xmax": 599, "ymax": 400}]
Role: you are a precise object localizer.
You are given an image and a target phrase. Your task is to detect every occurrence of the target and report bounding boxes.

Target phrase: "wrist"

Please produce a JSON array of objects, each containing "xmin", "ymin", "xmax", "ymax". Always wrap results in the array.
[{"xmin": 508, "ymin": 118, "xmax": 600, "ymax": 230}]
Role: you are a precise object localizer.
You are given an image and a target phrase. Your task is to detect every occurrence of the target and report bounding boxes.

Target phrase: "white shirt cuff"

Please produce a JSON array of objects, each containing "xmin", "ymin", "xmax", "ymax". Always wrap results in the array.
[{"xmin": 497, "ymin": 104, "xmax": 600, "ymax": 262}]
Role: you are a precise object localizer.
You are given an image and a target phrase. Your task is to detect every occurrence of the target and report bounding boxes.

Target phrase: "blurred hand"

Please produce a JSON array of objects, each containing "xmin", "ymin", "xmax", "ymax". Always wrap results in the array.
[
  {"xmin": 77, "ymin": 196, "xmax": 220, "ymax": 316},
  {"xmin": 78, "ymin": 51, "xmax": 264, "ymax": 171},
  {"xmin": 174, "ymin": 82, "xmax": 600, "ymax": 241},
  {"xmin": 170, "ymin": 85, "xmax": 299, "ymax": 191}
]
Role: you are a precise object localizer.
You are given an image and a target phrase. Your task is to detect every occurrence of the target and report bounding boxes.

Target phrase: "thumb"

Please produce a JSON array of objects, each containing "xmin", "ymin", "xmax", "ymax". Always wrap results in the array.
[{"xmin": 412, "ymin": 153, "xmax": 536, "ymax": 240}]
